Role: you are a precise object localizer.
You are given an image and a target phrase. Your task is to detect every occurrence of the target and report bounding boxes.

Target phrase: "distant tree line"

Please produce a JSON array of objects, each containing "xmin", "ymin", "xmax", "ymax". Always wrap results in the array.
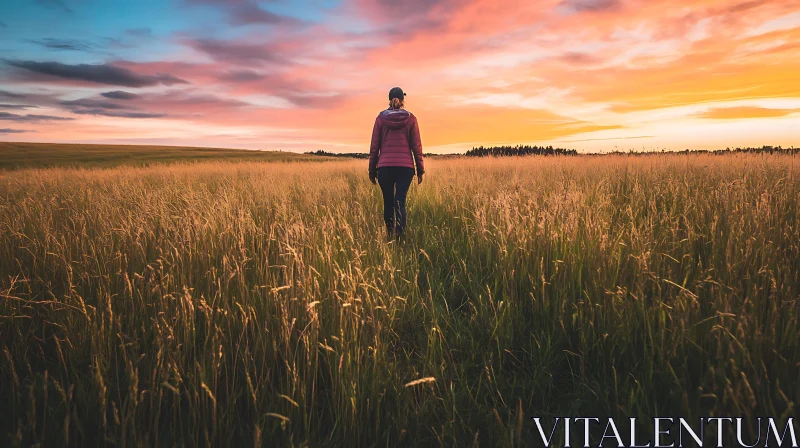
[
  {"xmin": 306, "ymin": 145, "xmax": 799, "ymax": 159},
  {"xmin": 467, "ymin": 145, "xmax": 799, "ymax": 157},
  {"xmin": 305, "ymin": 150, "xmax": 461, "ymax": 159},
  {"xmin": 602, "ymin": 145, "xmax": 800, "ymax": 156},
  {"xmin": 465, "ymin": 145, "xmax": 579, "ymax": 157},
  {"xmin": 695, "ymin": 145, "xmax": 798, "ymax": 156},
  {"xmin": 305, "ymin": 150, "xmax": 370, "ymax": 159}
]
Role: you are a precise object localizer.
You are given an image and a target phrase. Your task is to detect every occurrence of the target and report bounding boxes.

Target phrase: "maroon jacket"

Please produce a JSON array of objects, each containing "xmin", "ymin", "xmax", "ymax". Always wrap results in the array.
[{"xmin": 369, "ymin": 108, "xmax": 425, "ymax": 174}]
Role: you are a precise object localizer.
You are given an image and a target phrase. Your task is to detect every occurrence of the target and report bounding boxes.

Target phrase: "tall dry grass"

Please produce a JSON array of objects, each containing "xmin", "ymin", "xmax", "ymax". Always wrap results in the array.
[{"xmin": 1, "ymin": 154, "xmax": 798, "ymax": 446}]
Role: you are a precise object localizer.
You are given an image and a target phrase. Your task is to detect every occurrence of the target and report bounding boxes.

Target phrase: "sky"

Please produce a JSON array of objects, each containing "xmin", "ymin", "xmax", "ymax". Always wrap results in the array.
[{"xmin": 0, "ymin": 0, "xmax": 799, "ymax": 153}]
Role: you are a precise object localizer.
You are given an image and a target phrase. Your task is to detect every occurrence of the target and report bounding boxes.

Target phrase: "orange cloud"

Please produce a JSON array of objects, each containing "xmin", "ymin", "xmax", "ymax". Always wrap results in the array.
[{"xmin": 699, "ymin": 106, "xmax": 800, "ymax": 119}]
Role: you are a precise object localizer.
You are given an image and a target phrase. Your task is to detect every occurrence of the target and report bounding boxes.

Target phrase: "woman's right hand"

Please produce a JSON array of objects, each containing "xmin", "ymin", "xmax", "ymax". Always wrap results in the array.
[{"xmin": 417, "ymin": 173, "xmax": 423, "ymax": 185}]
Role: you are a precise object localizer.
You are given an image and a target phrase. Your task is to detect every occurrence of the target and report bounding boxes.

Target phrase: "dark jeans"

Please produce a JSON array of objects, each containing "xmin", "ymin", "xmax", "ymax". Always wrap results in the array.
[{"xmin": 377, "ymin": 166, "xmax": 415, "ymax": 238}]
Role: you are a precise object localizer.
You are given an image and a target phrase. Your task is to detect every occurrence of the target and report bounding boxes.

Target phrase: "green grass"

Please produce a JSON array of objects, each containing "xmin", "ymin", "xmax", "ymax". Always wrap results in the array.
[
  {"xmin": 0, "ymin": 142, "xmax": 324, "ymax": 169},
  {"xmin": 0, "ymin": 153, "xmax": 798, "ymax": 446}
]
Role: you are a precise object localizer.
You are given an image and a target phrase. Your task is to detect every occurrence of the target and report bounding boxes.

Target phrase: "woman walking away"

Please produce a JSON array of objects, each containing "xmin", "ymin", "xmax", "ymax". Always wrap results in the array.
[{"xmin": 368, "ymin": 87, "xmax": 425, "ymax": 241}]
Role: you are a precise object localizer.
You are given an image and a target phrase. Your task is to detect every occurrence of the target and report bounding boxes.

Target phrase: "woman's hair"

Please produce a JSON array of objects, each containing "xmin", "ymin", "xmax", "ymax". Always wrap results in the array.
[{"xmin": 389, "ymin": 97, "xmax": 404, "ymax": 110}]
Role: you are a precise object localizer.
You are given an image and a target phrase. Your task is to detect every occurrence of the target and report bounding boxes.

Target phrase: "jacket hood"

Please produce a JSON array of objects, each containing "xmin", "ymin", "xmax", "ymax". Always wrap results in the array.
[{"xmin": 378, "ymin": 108, "xmax": 410, "ymax": 130}]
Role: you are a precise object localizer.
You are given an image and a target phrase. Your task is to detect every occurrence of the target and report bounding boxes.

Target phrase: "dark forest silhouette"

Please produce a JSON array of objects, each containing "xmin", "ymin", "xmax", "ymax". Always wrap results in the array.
[
  {"xmin": 306, "ymin": 145, "xmax": 799, "ymax": 159},
  {"xmin": 465, "ymin": 145, "xmax": 800, "ymax": 157},
  {"xmin": 306, "ymin": 149, "xmax": 370, "ymax": 159},
  {"xmin": 465, "ymin": 145, "xmax": 577, "ymax": 157}
]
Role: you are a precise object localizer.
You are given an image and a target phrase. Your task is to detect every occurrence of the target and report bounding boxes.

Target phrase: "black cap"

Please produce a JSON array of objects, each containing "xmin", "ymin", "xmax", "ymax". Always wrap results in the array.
[{"xmin": 389, "ymin": 87, "xmax": 406, "ymax": 101}]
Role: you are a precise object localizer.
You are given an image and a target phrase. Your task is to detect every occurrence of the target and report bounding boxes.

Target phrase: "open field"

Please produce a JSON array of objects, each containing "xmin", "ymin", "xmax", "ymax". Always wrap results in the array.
[
  {"xmin": 1, "ymin": 153, "xmax": 799, "ymax": 446},
  {"xmin": 0, "ymin": 142, "xmax": 324, "ymax": 170}
]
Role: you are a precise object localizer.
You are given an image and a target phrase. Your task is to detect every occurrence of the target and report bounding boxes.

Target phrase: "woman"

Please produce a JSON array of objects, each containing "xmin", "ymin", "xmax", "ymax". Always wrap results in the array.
[{"xmin": 368, "ymin": 87, "xmax": 425, "ymax": 240}]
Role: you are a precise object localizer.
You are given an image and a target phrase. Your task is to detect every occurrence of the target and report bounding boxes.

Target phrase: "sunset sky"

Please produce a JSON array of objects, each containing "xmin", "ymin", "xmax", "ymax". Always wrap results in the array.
[{"xmin": 1, "ymin": 0, "xmax": 799, "ymax": 153}]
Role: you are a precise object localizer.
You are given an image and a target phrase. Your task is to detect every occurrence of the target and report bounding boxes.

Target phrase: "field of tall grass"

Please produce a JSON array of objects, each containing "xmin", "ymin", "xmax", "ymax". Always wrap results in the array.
[
  {"xmin": 1, "ymin": 154, "xmax": 798, "ymax": 446},
  {"xmin": 0, "ymin": 142, "xmax": 324, "ymax": 170}
]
